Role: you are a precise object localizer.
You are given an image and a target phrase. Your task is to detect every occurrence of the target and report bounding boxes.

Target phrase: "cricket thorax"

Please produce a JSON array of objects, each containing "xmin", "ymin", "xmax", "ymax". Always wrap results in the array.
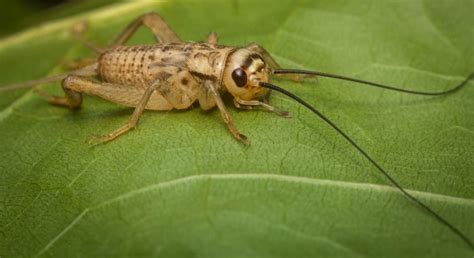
[{"xmin": 98, "ymin": 43, "xmax": 234, "ymax": 89}]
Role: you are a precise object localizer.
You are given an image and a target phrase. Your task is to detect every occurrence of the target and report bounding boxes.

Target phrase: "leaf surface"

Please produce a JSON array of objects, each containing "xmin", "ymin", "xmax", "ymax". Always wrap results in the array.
[{"xmin": 0, "ymin": 1, "xmax": 473, "ymax": 257}]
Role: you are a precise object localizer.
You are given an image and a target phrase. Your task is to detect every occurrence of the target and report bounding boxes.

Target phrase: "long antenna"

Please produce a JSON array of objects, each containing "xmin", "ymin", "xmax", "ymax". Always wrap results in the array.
[
  {"xmin": 273, "ymin": 69, "xmax": 473, "ymax": 96},
  {"xmin": 259, "ymin": 81, "xmax": 474, "ymax": 250}
]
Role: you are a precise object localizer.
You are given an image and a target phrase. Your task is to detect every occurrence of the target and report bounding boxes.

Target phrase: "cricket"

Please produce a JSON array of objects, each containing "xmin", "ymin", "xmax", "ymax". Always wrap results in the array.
[{"xmin": 1, "ymin": 12, "xmax": 473, "ymax": 251}]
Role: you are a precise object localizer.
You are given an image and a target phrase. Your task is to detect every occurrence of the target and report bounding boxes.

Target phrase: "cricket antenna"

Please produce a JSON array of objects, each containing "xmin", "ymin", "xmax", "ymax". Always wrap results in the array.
[
  {"xmin": 259, "ymin": 81, "xmax": 474, "ymax": 250},
  {"xmin": 272, "ymin": 69, "xmax": 473, "ymax": 96}
]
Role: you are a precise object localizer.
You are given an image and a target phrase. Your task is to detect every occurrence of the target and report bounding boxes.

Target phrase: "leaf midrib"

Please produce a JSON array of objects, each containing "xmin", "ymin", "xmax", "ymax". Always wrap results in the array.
[{"xmin": 95, "ymin": 173, "xmax": 474, "ymax": 209}]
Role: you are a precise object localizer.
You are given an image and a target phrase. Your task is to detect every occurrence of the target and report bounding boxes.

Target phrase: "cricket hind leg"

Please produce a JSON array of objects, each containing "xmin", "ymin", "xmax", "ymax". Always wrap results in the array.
[
  {"xmin": 40, "ymin": 75, "xmax": 171, "ymax": 143},
  {"xmin": 69, "ymin": 12, "xmax": 181, "ymax": 53},
  {"xmin": 111, "ymin": 12, "xmax": 182, "ymax": 46},
  {"xmin": 46, "ymin": 76, "xmax": 83, "ymax": 109},
  {"xmin": 41, "ymin": 64, "xmax": 99, "ymax": 109},
  {"xmin": 46, "ymin": 75, "xmax": 172, "ymax": 110}
]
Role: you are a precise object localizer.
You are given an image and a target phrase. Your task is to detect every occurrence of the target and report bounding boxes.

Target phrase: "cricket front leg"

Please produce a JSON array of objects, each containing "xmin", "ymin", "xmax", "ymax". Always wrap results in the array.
[
  {"xmin": 233, "ymin": 98, "xmax": 291, "ymax": 118},
  {"xmin": 202, "ymin": 80, "xmax": 250, "ymax": 145},
  {"xmin": 94, "ymin": 80, "xmax": 163, "ymax": 143}
]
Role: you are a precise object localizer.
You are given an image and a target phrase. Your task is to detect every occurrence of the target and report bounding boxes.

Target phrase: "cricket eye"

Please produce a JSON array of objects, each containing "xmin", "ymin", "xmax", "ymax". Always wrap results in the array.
[{"xmin": 232, "ymin": 68, "xmax": 247, "ymax": 87}]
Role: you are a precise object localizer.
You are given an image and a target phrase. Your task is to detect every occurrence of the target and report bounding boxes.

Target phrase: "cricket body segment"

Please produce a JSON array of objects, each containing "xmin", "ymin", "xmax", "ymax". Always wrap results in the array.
[
  {"xmin": 97, "ymin": 43, "xmax": 271, "ymax": 110},
  {"xmin": 97, "ymin": 43, "xmax": 231, "ymax": 110},
  {"xmin": 1, "ymin": 12, "xmax": 473, "ymax": 250}
]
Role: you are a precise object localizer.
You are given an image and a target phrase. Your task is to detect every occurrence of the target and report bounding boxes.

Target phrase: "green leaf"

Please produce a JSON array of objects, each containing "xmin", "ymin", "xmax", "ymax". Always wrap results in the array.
[{"xmin": 1, "ymin": 0, "xmax": 473, "ymax": 257}]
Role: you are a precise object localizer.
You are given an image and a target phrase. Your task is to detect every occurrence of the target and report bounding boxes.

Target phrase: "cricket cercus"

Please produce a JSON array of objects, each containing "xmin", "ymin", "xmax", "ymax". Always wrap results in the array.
[{"xmin": 1, "ymin": 12, "xmax": 473, "ymax": 250}]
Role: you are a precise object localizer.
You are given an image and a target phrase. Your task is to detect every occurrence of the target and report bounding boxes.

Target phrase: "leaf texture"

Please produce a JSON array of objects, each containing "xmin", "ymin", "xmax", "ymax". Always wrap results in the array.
[{"xmin": 0, "ymin": 1, "xmax": 473, "ymax": 257}]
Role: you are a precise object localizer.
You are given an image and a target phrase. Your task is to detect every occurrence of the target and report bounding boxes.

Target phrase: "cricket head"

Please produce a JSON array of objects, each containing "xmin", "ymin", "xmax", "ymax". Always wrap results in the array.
[{"xmin": 222, "ymin": 48, "xmax": 270, "ymax": 100}]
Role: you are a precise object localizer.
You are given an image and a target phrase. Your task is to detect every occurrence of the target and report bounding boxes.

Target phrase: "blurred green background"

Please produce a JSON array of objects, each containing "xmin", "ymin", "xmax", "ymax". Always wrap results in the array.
[{"xmin": 0, "ymin": 0, "xmax": 116, "ymax": 38}]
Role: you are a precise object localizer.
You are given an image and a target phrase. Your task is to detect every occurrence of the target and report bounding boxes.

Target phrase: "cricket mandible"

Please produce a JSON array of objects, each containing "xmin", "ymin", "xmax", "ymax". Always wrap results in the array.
[{"xmin": 1, "ymin": 12, "xmax": 473, "ymax": 250}]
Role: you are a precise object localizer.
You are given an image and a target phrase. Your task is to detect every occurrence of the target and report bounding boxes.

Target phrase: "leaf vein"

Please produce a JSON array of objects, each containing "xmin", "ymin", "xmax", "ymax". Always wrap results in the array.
[
  {"xmin": 93, "ymin": 173, "xmax": 474, "ymax": 210},
  {"xmin": 34, "ymin": 208, "xmax": 89, "ymax": 258}
]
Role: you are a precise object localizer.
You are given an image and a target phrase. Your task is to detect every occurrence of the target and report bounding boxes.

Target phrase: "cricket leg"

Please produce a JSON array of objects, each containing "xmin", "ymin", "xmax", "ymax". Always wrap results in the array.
[
  {"xmin": 95, "ymin": 80, "xmax": 163, "ymax": 143},
  {"xmin": 207, "ymin": 32, "xmax": 218, "ymax": 44},
  {"xmin": 61, "ymin": 57, "xmax": 97, "ymax": 70},
  {"xmin": 71, "ymin": 20, "xmax": 104, "ymax": 53},
  {"xmin": 198, "ymin": 83, "xmax": 216, "ymax": 111},
  {"xmin": 43, "ymin": 73, "xmax": 171, "ymax": 111},
  {"xmin": 202, "ymin": 80, "xmax": 249, "ymax": 145},
  {"xmin": 233, "ymin": 98, "xmax": 291, "ymax": 118},
  {"xmin": 46, "ymin": 76, "xmax": 83, "ymax": 109},
  {"xmin": 111, "ymin": 12, "xmax": 181, "ymax": 46},
  {"xmin": 245, "ymin": 43, "xmax": 281, "ymax": 103},
  {"xmin": 245, "ymin": 43, "xmax": 314, "ymax": 82},
  {"xmin": 246, "ymin": 43, "xmax": 281, "ymax": 70},
  {"xmin": 40, "ymin": 64, "xmax": 99, "ymax": 108}
]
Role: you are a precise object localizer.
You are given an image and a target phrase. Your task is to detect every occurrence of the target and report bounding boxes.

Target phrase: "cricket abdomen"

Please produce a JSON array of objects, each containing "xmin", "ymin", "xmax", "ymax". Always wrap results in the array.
[
  {"xmin": 98, "ymin": 43, "xmax": 234, "ymax": 89},
  {"xmin": 98, "ymin": 45, "xmax": 162, "ymax": 89},
  {"xmin": 97, "ymin": 43, "xmax": 235, "ymax": 110}
]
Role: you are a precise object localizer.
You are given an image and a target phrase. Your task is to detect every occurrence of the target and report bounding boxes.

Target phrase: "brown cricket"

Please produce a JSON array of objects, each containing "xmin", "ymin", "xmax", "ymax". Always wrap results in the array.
[{"xmin": 1, "ymin": 12, "xmax": 473, "ymax": 250}]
